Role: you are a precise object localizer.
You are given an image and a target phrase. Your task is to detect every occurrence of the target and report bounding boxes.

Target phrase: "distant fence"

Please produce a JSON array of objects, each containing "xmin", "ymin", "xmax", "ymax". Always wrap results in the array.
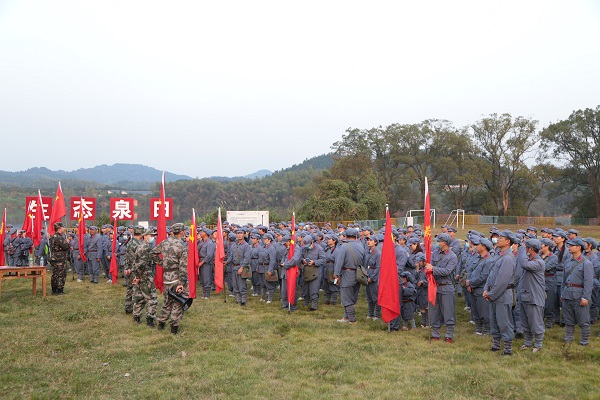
[{"xmin": 352, "ymin": 215, "xmax": 600, "ymax": 231}]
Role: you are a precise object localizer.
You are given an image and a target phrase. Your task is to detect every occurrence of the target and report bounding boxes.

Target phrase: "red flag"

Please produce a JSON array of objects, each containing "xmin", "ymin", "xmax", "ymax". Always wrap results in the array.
[
  {"xmin": 378, "ymin": 207, "xmax": 400, "ymax": 322},
  {"xmin": 187, "ymin": 208, "xmax": 200, "ymax": 299},
  {"xmin": 32, "ymin": 190, "xmax": 46, "ymax": 249},
  {"xmin": 423, "ymin": 177, "xmax": 437, "ymax": 305},
  {"xmin": 109, "ymin": 217, "xmax": 118, "ymax": 284},
  {"xmin": 286, "ymin": 212, "xmax": 298, "ymax": 305},
  {"xmin": 214, "ymin": 207, "xmax": 225, "ymax": 294},
  {"xmin": 154, "ymin": 172, "xmax": 166, "ymax": 293},
  {"xmin": 78, "ymin": 197, "xmax": 87, "ymax": 263},
  {"xmin": 0, "ymin": 208, "xmax": 6, "ymax": 266},
  {"xmin": 48, "ymin": 182, "xmax": 66, "ymax": 236}
]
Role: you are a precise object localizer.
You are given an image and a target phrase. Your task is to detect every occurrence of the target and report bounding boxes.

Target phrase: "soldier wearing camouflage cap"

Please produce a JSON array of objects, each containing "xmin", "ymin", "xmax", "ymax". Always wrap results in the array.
[
  {"xmin": 150, "ymin": 223, "xmax": 189, "ymax": 334},
  {"xmin": 129, "ymin": 226, "xmax": 159, "ymax": 327},
  {"xmin": 49, "ymin": 222, "xmax": 70, "ymax": 295}
]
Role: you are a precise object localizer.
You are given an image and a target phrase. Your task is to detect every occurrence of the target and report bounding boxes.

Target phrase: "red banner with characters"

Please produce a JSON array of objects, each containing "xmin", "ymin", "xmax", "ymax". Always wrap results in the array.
[
  {"xmin": 109, "ymin": 198, "xmax": 135, "ymax": 221},
  {"xmin": 70, "ymin": 197, "xmax": 97, "ymax": 220},
  {"xmin": 150, "ymin": 198, "xmax": 173, "ymax": 220},
  {"xmin": 25, "ymin": 196, "xmax": 52, "ymax": 221}
]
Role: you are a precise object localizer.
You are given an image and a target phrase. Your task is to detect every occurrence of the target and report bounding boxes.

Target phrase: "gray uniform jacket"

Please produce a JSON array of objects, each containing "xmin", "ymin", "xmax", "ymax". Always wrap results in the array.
[
  {"xmin": 333, "ymin": 240, "xmax": 365, "ymax": 288},
  {"xmin": 519, "ymin": 254, "xmax": 546, "ymax": 307},
  {"xmin": 485, "ymin": 249, "xmax": 515, "ymax": 304},
  {"xmin": 542, "ymin": 252, "xmax": 558, "ymax": 289},
  {"xmin": 226, "ymin": 240, "xmax": 251, "ymax": 268},
  {"xmin": 430, "ymin": 248, "xmax": 458, "ymax": 294},
  {"xmin": 363, "ymin": 247, "xmax": 381, "ymax": 283},
  {"xmin": 561, "ymin": 255, "xmax": 594, "ymax": 301},
  {"xmin": 258, "ymin": 244, "xmax": 277, "ymax": 274},
  {"xmin": 468, "ymin": 253, "xmax": 493, "ymax": 295},
  {"xmin": 86, "ymin": 234, "xmax": 102, "ymax": 259}
]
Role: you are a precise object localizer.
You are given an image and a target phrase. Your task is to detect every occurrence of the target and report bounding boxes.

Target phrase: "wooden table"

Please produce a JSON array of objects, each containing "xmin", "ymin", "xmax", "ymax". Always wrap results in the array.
[{"xmin": 0, "ymin": 266, "xmax": 47, "ymax": 299}]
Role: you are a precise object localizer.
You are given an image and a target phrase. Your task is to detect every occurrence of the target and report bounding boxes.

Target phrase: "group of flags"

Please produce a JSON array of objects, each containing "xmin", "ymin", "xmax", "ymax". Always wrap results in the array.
[
  {"xmin": 0, "ymin": 183, "xmax": 68, "ymax": 265},
  {"xmin": 378, "ymin": 177, "xmax": 437, "ymax": 323},
  {"xmin": 1, "ymin": 174, "xmax": 439, "ymax": 313}
]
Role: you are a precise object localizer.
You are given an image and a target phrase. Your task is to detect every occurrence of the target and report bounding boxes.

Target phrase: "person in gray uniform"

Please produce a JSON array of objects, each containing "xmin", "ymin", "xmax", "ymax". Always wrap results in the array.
[
  {"xmin": 425, "ymin": 233, "xmax": 458, "ymax": 342},
  {"xmin": 333, "ymin": 228, "xmax": 365, "ymax": 324},
  {"xmin": 582, "ymin": 238, "xmax": 599, "ymax": 325},
  {"xmin": 226, "ymin": 229, "xmax": 251, "ymax": 306},
  {"xmin": 85, "ymin": 226, "xmax": 102, "ymax": 283},
  {"xmin": 466, "ymin": 237, "xmax": 494, "ymax": 336},
  {"xmin": 259, "ymin": 233, "xmax": 277, "ymax": 303},
  {"xmin": 279, "ymin": 234, "xmax": 297, "ymax": 311},
  {"xmin": 249, "ymin": 234, "xmax": 261, "ymax": 296},
  {"xmin": 287, "ymin": 235, "xmax": 325, "ymax": 311},
  {"xmin": 562, "ymin": 237, "xmax": 594, "ymax": 346},
  {"xmin": 414, "ymin": 252, "xmax": 429, "ymax": 327},
  {"xmin": 539, "ymin": 238, "xmax": 558, "ymax": 328},
  {"xmin": 323, "ymin": 234, "xmax": 340, "ymax": 305},
  {"xmin": 484, "ymin": 230, "xmax": 517, "ymax": 355},
  {"xmin": 552, "ymin": 229, "xmax": 571, "ymax": 325},
  {"xmin": 198, "ymin": 228, "xmax": 215, "ymax": 299},
  {"xmin": 518, "ymin": 239, "xmax": 546, "ymax": 352},
  {"xmin": 363, "ymin": 235, "xmax": 381, "ymax": 320}
]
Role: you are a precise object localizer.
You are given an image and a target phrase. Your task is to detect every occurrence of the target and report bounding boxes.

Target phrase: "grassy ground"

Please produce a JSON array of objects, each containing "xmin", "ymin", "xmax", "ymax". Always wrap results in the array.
[{"xmin": 1, "ymin": 224, "xmax": 600, "ymax": 399}]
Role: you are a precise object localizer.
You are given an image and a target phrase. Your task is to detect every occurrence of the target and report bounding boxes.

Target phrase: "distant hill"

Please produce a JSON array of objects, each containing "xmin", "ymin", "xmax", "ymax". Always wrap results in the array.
[
  {"xmin": 0, "ymin": 164, "xmax": 192, "ymax": 189},
  {"xmin": 207, "ymin": 169, "xmax": 273, "ymax": 182},
  {"xmin": 0, "ymin": 157, "xmax": 329, "ymax": 189},
  {"xmin": 279, "ymin": 153, "xmax": 334, "ymax": 173}
]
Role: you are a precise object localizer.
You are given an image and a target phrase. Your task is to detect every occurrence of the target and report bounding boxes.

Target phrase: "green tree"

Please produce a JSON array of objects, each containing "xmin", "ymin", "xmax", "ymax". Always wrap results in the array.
[
  {"xmin": 541, "ymin": 106, "xmax": 600, "ymax": 217},
  {"xmin": 471, "ymin": 113, "xmax": 539, "ymax": 215}
]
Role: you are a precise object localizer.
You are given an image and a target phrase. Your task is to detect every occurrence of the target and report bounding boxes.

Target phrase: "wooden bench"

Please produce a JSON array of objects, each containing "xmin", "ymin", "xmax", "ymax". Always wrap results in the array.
[{"xmin": 0, "ymin": 266, "xmax": 47, "ymax": 299}]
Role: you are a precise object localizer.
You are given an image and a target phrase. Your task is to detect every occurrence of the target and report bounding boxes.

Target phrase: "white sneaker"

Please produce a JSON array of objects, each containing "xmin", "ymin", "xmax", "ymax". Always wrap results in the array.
[
  {"xmin": 229, "ymin": 294, "xmax": 235, "ymax": 297},
  {"xmin": 469, "ymin": 320, "xmax": 475, "ymax": 325},
  {"xmin": 372, "ymin": 317, "xmax": 379, "ymax": 321},
  {"xmin": 337, "ymin": 318, "xmax": 350, "ymax": 323},
  {"xmin": 77, "ymin": 279, "xmax": 83, "ymax": 282},
  {"xmin": 266, "ymin": 301, "xmax": 271, "ymax": 304},
  {"xmin": 464, "ymin": 306, "xmax": 471, "ymax": 311},
  {"xmin": 203, "ymin": 297, "xmax": 209, "ymax": 300},
  {"xmin": 366, "ymin": 316, "xmax": 372, "ymax": 320},
  {"xmin": 298, "ymin": 297, "xmax": 304, "ymax": 301},
  {"xmin": 106, "ymin": 279, "xmax": 112, "ymax": 284}
]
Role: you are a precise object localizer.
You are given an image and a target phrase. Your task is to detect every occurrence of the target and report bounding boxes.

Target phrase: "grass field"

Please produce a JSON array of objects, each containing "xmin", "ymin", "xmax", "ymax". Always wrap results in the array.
[{"xmin": 1, "ymin": 224, "xmax": 600, "ymax": 399}]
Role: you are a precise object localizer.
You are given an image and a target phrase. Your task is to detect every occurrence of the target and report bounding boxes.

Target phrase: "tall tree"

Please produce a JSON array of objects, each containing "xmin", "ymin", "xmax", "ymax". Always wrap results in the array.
[
  {"xmin": 541, "ymin": 106, "xmax": 600, "ymax": 217},
  {"xmin": 471, "ymin": 113, "xmax": 539, "ymax": 215}
]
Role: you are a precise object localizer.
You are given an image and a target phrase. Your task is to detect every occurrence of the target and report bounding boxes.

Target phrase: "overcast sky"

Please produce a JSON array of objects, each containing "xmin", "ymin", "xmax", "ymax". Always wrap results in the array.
[{"xmin": 1, "ymin": 1, "xmax": 599, "ymax": 178}]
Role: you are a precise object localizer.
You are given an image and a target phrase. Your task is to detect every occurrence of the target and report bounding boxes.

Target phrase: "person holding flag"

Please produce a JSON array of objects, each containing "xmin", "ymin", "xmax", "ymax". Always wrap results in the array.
[
  {"xmin": 425, "ymin": 233, "xmax": 458, "ymax": 342},
  {"xmin": 48, "ymin": 222, "xmax": 70, "ymax": 295}
]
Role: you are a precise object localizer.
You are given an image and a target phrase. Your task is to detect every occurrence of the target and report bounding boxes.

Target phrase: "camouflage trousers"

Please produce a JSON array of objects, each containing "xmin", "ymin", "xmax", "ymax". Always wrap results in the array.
[
  {"xmin": 132, "ymin": 280, "xmax": 158, "ymax": 319},
  {"xmin": 124, "ymin": 278, "xmax": 133, "ymax": 313},
  {"xmin": 157, "ymin": 283, "xmax": 188, "ymax": 327},
  {"xmin": 51, "ymin": 261, "xmax": 67, "ymax": 290}
]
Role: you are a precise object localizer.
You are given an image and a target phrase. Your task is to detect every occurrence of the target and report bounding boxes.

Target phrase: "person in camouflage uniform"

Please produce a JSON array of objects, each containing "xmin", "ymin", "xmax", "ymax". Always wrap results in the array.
[
  {"xmin": 150, "ymin": 223, "xmax": 189, "ymax": 335},
  {"xmin": 123, "ymin": 227, "xmax": 143, "ymax": 314},
  {"xmin": 49, "ymin": 222, "xmax": 70, "ymax": 295},
  {"xmin": 130, "ymin": 228, "xmax": 159, "ymax": 327}
]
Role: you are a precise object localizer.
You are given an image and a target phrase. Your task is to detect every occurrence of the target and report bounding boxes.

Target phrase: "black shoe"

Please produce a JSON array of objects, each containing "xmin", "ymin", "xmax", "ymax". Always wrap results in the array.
[
  {"xmin": 158, "ymin": 322, "xmax": 165, "ymax": 330},
  {"xmin": 57, "ymin": 288, "xmax": 65, "ymax": 295},
  {"xmin": 171, "ymin": 325, "xmax": 179, "ymax": 335},
  {"xmin": 310, "ymin": 308, "xmax": 317, "ymax": 312},
  {"xmin": 133, "ymin": 316, "xmax": 141, "ymax": 324},
  {"xmin": 515, "ymin": 332, "xmax": 524, "ymax": 339},
  {"xmin": 490, "ymin": 347, "xmax": 500, "ymax": 352},
  {"xmin": 146, "ymin": 317, "xmax": 155, "ymax": 328},
  {"xmin": 51, "ymin": 289, "xmax": 58, "ymax": 296},
  {"xmin": 241, "ymin": 302, "xmax": 246, "ymax": 306},
  {"xmin": 325, "ymin": 301, "xmax": 330, "ymax": 305},
  {"xmin": 125, "ymin": 309, "xmax": 133, "ymax": 314},
  {"xmin": 501, "ymin": 351, "xmax": 512, "ymax": 356}
]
